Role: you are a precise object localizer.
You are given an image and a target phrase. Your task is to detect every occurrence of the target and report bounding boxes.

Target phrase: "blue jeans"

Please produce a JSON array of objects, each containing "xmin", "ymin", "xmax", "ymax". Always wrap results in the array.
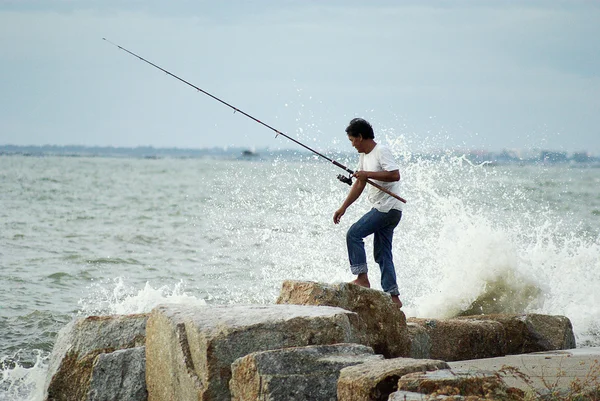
[{"xmin": 346, "ymin": 208, "xmax": 402, "ymax": 296}]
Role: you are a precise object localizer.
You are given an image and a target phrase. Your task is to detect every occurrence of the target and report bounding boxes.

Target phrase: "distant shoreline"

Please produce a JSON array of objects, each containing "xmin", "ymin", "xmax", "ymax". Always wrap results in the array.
[{"xmin": 1, "ymin": 145, "xmax": 599, "ymax": 165}]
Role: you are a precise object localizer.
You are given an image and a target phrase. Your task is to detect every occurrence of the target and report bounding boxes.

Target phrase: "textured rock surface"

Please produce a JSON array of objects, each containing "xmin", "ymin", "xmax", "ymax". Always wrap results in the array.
[
  {"xmin": 388, "ymin": 390, "xmax": 462, "ymax": 400},
  {"xmin": 448, "ymin": 348, "xmax": 600, "ymax": 395},
  {"xmin": 408, "ymin": 314, "xmax": 576, "ymax": 362},
  {"xmin": 276, "ymin": 280, "xmax": 410, "ymax": 358},
  {"xmin": 87, "ymin": 347, "xmax": 147, "ymax": 401},
  {"xmin": 457, "ymin": 313, "xmax": 576, "ymax": 353},
  {"xmin": 43, "ymin": 314, "xmax": 148, "ymax": 401},
  {"xmin": 230, "ymin": 343, "xmax": 382, "ymax": 401},
  {"xmin": 337, "ymin": 357, "xmax": 449, "ymax": 401},
  {"xmin": 396, "ymin": 368, "xmax": 523, "ymax": 400},
  {"xmin": 145, "ymin": 303, "xmax": 362, "ymax": 401},
  {"xmin": 406, "ymin": 322, "xmax": 431, "ymax": 359},
  {"xmin": 407, "ymin": 318, "xmax": 506, "ymax": 361}
]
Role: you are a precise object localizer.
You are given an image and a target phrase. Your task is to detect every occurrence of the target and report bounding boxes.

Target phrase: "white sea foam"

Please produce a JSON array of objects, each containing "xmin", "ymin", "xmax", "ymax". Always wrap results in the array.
[
  {"xmin": 77, "ymin": 277, "xmax": 206, "ymax": 316},
  {"xmin": 381, "ymin": 133, "xmax": 600, "ymax": 346},
  {"xmin": 0, "ymin": 352, "xmax": 47, "ymax": 401},
  {"xmin": 0, "ymin": 280, "xmax": 206, "ymax": 401}
]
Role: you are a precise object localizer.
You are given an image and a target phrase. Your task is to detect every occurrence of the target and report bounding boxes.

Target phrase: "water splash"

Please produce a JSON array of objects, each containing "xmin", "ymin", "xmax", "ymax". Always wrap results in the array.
[
  {"xmin": 378, "ymin": 131, "xmax": 600, "ymax": 346},
  {"xmin": 77, "ymin": 278, "xmax": 205, "ymax": 316},
  {"xmin": 0, "ymin": 351, "xmax": 48, "ymax": 401}
]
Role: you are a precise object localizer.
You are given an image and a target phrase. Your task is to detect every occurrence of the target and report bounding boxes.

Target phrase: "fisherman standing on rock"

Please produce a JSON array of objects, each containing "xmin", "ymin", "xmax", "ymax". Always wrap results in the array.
[
  {"xmin": 102, "ymin": 43, "xmax": 408, "ymax": 305},
  {"xmin": 333, "ymin": 118, "xmax": 404, "ymax": 308}
]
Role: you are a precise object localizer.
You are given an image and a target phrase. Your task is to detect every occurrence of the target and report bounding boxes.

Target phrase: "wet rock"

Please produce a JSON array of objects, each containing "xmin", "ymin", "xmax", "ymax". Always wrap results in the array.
[
  {"xmin": 145, "ymin": 303, "xmax": 362, "ymax": 401},
  {"xmin": 230, "ymin": 343, "xmax": 382, "ymax": 401},
  {"xmin": 407, "ymin": 314, "xmax": 576, "ymax": 362},
  {"xmin": 43, "ymin": 314, "xmax": 148, "ymax": 401},
  {"xmin": 395, "ymin": 368, "xmax": 524, "ymax": 400},
  {"xmin": 337, "ymin": 357, "xmax": 449, "ymax": 401},
  {"xmin": 276, "ymin": 280, "xmax": 411, "ymax": 358},
  {"xmin": 87, "ymin": 346, "xmax": 147, "ymax": 401},
  {"xmin": 407, "ymin": 322, "xmax": 431, "ymax": 359},
  {"xmin": 456, "ymin": 313, "xmax": 576, "ymax": 353},
  {"xmin": 407, "ymin": 318, "xmax": 506, "ymax": 361},
  {"xmin": 388, "ymin": 390, "xmax": 462, "ymax": 400}
]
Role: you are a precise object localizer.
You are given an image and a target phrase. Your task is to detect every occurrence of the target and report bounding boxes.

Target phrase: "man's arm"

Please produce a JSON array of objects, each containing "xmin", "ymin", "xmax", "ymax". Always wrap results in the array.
[
  {"xmin": 353, "ymin": 169, "xmax": 400, "ymax": 182},
  {"xmin": 333, "ymin": 178, "xmax": 367, "ymax": 224}
]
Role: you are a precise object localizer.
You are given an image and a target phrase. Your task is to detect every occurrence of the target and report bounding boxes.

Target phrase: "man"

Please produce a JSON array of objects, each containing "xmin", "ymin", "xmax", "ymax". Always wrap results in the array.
[{"xmin": 333, "ymin": 118, "xmax": 404, "ymax": 307}]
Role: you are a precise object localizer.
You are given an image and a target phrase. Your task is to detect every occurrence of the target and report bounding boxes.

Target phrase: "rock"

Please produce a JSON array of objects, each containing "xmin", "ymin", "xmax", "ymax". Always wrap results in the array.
[
  {"xmin": 407, "ymin": 318, "xmax": 505, "ymax": 361},
  {"xmin": 406, "ymin": 322, "xmax": 431, "ymax": 359},
  {"xmin": 396, "ymin": 368, "xmax": 524, "ymax": 400},
  {"xmin": 43, "ymin": 314, "xmax": 148, "ymax": 401},
  {"xmin": 407, "ymin": 314, "xmax": 576, "ymax": 362},
  {"xmin": 388, "ymin": 390, "xmax": 461, "ymax": 400},
  {"xmin": 145, "ymin": 303, "xmax": 363, "ymax": 401},
  {"xmin": 456, "ymin": 313, "xmax": 576, "ymax": 353},
  {"xmin": 87, "ymin": 347, "xmax": 147, "ymax": 401},
  {"xmin": 276, "ymin": 280, "xmax": 411, "ymax": 358},
  {"xmin": 230, "ymin": 343, "xmax": 383, "ymax": 401},
  {"xmin": 337, "ymin": 357, "xmax": 449, "ymax": 401}
]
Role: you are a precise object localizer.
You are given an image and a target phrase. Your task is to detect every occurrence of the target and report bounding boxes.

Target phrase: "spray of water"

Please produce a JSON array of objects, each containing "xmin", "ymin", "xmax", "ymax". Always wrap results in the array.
[
  {"xmin": 380, "ymin": 128, "xmax": 600, "ymax": 347},
  {"xmin": 77, "ymin": 278, "xmax": 205, "ymax": 316},
  {"xmin": 0, "ymin": 351, "xmax": 48, "ymax": 401}
]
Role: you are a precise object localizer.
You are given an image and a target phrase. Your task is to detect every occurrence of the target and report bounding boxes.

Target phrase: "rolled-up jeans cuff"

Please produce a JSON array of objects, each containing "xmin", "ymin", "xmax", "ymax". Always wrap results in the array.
[
  {"xmin": 350, "ymin": 263, "xmax": 368, "ymax": 275},
  {"xmin": 386, "ymin": 287, "xmax": 400, "ymax": 296}
]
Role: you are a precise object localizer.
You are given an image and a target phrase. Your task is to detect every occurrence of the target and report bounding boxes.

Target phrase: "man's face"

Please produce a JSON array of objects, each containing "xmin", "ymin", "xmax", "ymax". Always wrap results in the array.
[{"xmin": 348, "ymin": 134, "xmax": 363, "ymax": 153}]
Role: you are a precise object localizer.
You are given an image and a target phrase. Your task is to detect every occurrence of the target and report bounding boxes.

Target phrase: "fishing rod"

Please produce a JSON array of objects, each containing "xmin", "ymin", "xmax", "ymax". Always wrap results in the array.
[{"xmin": 102, "ymin": 38, "xmax": 407, "ymax": 204}]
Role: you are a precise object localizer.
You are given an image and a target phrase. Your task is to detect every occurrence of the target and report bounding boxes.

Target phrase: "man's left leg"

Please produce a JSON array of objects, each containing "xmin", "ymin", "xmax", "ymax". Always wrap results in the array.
[
  {"xmin": 347, "ymin": 208, "xmax": 383, "ymax": 288},
  {"xmin": 373, "ymin": 209, "xmax": 402, "ymax": 307}
]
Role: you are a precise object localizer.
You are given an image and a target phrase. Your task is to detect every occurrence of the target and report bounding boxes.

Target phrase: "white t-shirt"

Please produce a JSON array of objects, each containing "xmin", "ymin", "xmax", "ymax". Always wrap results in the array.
[{"xmin": 358, "ymin": 144, "xmax": 403, "ymax": 212}]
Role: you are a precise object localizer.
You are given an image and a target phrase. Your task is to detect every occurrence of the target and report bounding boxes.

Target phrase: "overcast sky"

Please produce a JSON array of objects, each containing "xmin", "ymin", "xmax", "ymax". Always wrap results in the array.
[{"xmin": 1, "ymin": 1, "xmax": 599, "ymax": 153}]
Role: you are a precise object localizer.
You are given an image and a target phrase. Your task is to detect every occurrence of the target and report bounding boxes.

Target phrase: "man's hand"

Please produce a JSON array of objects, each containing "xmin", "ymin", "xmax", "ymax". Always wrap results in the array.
[
  {"xmin": 334, "ymin": 177, "xmax": 366, "ymax": 225},
  {"xmin": 353, "ymin": 171, "xmax": 369, "ymax": 181},
  {"xmin": 333, "ymin": 208, "xmax": 346, "ymax": 224}
]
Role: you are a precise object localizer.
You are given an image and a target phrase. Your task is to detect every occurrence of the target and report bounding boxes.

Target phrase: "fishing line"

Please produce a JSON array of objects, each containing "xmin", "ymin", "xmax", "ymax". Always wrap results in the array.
[{"xmin": 103, "ymin": 38, "xmax": 406, "ymax": 203}]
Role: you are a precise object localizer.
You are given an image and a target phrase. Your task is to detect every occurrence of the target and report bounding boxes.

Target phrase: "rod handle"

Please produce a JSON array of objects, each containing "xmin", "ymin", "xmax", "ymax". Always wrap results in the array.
[{"xmin": 366, "ymin": 179, "xmax": 407, "ymax": 204}]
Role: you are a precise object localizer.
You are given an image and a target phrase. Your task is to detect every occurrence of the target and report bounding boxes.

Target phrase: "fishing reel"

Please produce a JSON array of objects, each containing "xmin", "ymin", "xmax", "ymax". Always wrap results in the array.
[{"xmin": 337, "ymin": 174, "xmax": 353, "ymax": 186}]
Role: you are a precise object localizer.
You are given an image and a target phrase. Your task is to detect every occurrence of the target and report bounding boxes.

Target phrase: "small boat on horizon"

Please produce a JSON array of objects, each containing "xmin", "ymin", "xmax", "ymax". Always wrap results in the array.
[{"xmin": 241, "ymin": 149, "xmax": 259, "ymax": 158}]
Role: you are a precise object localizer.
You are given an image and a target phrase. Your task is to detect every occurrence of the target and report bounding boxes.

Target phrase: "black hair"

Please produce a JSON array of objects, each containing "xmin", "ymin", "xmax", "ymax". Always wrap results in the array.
[{"xmin": 345, "ymin": 118, "xmax": 375, "ymax": 139}]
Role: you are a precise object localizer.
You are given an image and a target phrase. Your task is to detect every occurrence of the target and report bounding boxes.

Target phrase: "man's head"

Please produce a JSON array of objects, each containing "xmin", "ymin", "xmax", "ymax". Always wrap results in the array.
[
  {"xmin": 345, "ymin": 118, "xmax": 375, "ymax": 140},
  {"xmin": 346, "ymin": 118, "xmax": 375, "ymax": 153}
]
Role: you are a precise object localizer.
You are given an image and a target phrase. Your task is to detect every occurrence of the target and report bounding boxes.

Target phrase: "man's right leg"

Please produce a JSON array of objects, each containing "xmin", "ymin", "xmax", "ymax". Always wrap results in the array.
[
  {"xmin": 373, "ymin": 209, "xmax": 403, "ymax": 307},
  {"xmin": 346, "ymin": 208, "xmax": 382, "ymax": 287}
]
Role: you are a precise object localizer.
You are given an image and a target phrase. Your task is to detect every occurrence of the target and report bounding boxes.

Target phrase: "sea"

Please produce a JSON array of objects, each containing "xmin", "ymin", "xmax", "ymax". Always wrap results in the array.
[{"xmin": 1, "ymin": 145, "xmax": 599, "ymax": 400}]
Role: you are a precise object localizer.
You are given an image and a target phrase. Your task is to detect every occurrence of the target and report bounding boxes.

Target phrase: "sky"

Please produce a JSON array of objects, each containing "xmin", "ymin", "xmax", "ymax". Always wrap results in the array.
[{"xmin": 1, "ymin": 1, "xmax": 599, "ymax": 153}]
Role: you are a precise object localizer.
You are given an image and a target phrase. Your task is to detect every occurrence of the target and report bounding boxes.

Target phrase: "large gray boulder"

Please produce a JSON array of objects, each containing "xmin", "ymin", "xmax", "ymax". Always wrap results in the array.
[
  {"xmin": 43, "ymin": 314, "xmax": 148, "ymax": 401},
  {"xmin": 276, "ymin": 280, "xmax": 411, "ymax": 358},
  {"xmin": 407, "ymin": 318, "xmax": 506, "ymax": 361},
  {"xmin": 406, "ymin": 322, "xmax": 431, "ymax": 359},
  {"xmin": 337, "ymin": 358, "xmax": 449, "ymax": 401},
  {"xmin": 456, "ymin": 313, "xmax": 576, "ymax": 353},
  {"xmin": 230, "ymin": 343, "xmax": 383, "ymax": 401},
  {"xmin": 87, "ymin": 346, "xmax": 147, "ymax": 401},
  {"xmin": 388, "ymin": 391, "xmax": 448, "ymax": 400},
  {"xmin": 145, "ymin": 303, "xmax": 363, "ymax": 401},
  {"xmin": 407, "ymin": 313, "xmax": 576, "ymax": 362},
  {"xmin": 395, "ymin": 368, "xmax": 524, "ymax": 400}
]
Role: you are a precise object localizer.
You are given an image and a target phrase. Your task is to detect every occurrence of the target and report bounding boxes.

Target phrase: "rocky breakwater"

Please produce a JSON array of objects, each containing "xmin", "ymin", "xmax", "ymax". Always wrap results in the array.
[
  {"xmin": 42, "ymin": 280, "xmax": 577, "ymax": 400},
  {"xmin": 145, "ymin": 303, "xmax": 363, "ymax": 400},
  {"xmin": 43, "ymin": 314, "xmax": 148, "ymax": 401},
  {"xmin": 276, "ymin": 280, "xmax": 411, "ymax": 358}
]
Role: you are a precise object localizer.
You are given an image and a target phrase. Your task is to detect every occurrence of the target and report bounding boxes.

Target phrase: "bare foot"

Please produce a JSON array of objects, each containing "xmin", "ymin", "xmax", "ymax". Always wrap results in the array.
[
  {"xmin": 391, "ymin": 295, "xmax": 403, "ymax": 308},
  {"xmin": 350, "ymin": 273, "xmax": 370, "ymax": 288}
]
